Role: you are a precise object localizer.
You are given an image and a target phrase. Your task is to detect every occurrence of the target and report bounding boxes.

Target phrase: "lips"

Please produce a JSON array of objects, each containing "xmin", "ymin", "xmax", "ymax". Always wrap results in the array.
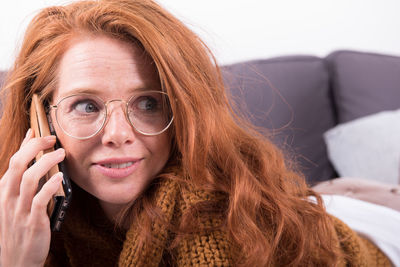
[{"xmin": 93, "ymin": 158, "xmax": 142, "ymax": 179}]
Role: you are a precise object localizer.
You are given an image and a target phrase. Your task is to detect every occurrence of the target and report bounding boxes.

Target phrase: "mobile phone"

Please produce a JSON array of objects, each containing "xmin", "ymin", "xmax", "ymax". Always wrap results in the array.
[{"xmin": 30, "ymin": 94, "xmax": 72, "ymax": 231}]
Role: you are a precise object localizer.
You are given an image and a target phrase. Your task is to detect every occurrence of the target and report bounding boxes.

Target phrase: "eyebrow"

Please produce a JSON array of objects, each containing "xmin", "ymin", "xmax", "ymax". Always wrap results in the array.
[{"xmin": 58, "ymin": 86, "xmax": 159, "ymax": 99}]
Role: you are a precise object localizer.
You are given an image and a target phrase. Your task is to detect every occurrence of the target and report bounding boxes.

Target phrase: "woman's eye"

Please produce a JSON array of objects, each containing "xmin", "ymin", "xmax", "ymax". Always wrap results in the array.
[
  {"xmin": 137, "ymin": 97, "xmax": 158, "ymax": 111},
  {"xmin": 74, "ymin": 101, "xmax": 99, "ymax": 114}
]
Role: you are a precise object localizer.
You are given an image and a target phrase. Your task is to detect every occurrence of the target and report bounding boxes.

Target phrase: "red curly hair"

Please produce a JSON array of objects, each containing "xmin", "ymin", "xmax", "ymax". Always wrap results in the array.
[{"xmin": 0, "ymin": 0, "xmax": 342, "ymax": 265}]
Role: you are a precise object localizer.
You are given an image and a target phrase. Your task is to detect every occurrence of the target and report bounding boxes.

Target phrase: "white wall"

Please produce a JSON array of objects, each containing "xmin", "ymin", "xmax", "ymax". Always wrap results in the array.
[{"xmin": 1, "ymin": 0, "xmax": 400, "ymax": 70}]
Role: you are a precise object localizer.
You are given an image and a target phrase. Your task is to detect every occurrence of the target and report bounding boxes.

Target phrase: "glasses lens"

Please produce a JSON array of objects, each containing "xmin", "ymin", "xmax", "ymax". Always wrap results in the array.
[
  {"xmin": 55, "ymin": 94, "xmax": 106, "ymax": 139},
  {"xmin": 127, "ymin": 91, "xmax": 173, "ymax": 135}
]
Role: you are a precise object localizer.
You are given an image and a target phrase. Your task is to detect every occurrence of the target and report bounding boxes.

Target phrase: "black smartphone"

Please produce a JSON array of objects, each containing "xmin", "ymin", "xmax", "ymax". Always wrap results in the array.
[{"xmin": 30, "ymin": 94, "xmax": 72, "ymax": 231}]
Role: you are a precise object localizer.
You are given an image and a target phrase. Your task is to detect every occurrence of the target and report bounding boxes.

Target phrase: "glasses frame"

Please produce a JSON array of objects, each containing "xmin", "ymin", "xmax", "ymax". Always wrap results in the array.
[{"xmin": 49, "ymin": 91, "xmax": 174, "ymax": 140}]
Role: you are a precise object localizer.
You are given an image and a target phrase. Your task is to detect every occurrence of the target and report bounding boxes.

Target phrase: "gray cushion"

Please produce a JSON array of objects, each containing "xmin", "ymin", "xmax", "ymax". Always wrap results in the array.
[
  {"xmin": 327, "ymin": 50, "xmax": 400, "ymax": 123},
  {"xmin": 222, "ymin": 56, "xmax": 336, "ymax": 184}
]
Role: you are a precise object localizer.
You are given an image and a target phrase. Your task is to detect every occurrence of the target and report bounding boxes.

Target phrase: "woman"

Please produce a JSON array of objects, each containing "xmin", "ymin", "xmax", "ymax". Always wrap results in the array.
[{"xmin": 0, "ymin": 0, "xmax": 391, "ymax": 266}]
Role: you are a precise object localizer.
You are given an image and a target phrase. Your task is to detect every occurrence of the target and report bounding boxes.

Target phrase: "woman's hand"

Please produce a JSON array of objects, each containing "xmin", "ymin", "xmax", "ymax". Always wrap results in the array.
[{"xmin": 0, "ymin": 129, "xmax": 65, "ymax": 267}]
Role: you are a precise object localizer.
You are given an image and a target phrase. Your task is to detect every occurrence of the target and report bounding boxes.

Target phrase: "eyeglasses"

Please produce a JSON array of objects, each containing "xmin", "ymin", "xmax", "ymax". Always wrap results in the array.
[{"xmin": 49, "ymin": 91, "xmax": 174, "ymax": 139}]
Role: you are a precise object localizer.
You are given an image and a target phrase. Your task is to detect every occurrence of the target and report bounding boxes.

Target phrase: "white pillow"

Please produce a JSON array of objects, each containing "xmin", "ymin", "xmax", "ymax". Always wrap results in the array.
[{"xmin": 324, "ymin": 110, "xmax": 400, "ymax": 184}]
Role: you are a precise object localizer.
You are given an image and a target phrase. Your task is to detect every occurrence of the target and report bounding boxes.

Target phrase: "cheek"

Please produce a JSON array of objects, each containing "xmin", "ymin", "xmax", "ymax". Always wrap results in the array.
[
  {"xmin": 52, "ymin": 112, "xmax": 94, "ymax": 154},
  {"xmin": 56, "ymin": 132, "xmax": 82, "ymax": 172},
  {"xmin": 147, "ymin": 133, "xmax": 171, "ymax": 163},
  {"xmin": 53, "ymin": 119, "xmax": 75, "ymax": 154},
  {"xmin": 53, "ymin": 121, "xmax": 95, "ymax": 169}
]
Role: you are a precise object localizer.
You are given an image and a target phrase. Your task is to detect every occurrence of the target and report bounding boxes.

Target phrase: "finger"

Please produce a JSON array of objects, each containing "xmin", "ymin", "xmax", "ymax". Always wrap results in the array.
[
  {"xmin": 20, "ymin": 128, "xmax": 33, "ymax": 148},
  {"xmin": 9, "ymin": 136, "xmax": 57, "ymax": 177},
  {"xmin": 18, "ymin": 148, "xmax": 65, "ymax": 211},
  {"xmin": 4, "ymin": 136, "xmax": 57, "ymax": 193},
  {"xmin": 30, "ymin": 172, "xmax": 63, "ymax": 219}
]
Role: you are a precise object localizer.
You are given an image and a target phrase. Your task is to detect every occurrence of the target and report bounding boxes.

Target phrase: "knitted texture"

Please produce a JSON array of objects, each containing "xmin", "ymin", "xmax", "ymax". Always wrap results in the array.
[
  {"xmin": 174, "ymin": 184, "xmax": 231, "ymax": 266},
  {"xmin": 47, "ymin": 187, "xmax": 125, "ymax": 267},
  {"xmin": 118, "ymin": 178, "xmax": 180, "ymax": 266},
  {"xmin": 45, "ymin": 180, "xmax": 391, "ymax": 266},
  {"xmin": 332, "ymin": 216, "xmax": 392, "ymax": 267},
  {"xmin": 47, "ymin": 178, "xmax": 232, "ymax": 266}
]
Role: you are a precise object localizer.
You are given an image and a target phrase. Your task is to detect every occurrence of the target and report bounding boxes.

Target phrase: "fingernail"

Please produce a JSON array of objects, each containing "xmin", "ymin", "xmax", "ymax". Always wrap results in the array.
[
  {"xmin": 25, "ymin": 128, "xmax": 32, "ymax": 138},
  {"xmin": 52, "ymin": 172, "xmax": 63, "ymax": 183},
  {"xmin": 57, "ymin": 148, "xmax": 65, "ymax": 155},
  {"xmin": 45, "ymin": 135, "xmax": 56, "ymax": 142}
]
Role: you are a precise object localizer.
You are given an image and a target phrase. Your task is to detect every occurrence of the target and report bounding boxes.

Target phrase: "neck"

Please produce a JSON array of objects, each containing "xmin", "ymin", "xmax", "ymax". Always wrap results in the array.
[{"xmin": 98, "ymin": 200, "xmax": 132, "ymax": 230}]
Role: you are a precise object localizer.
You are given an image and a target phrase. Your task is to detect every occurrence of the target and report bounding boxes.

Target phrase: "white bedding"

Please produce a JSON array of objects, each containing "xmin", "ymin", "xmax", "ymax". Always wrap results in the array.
[{"xmin": 322, "ymin": 194, "xmax": 400, "ymax": 266}]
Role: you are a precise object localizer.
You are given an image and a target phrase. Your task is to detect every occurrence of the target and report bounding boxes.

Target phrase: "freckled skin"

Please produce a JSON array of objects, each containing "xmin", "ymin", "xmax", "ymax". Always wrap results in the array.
[{"xmin": 52, "ymin": 36, "xmax": 171, "ymax": 220}]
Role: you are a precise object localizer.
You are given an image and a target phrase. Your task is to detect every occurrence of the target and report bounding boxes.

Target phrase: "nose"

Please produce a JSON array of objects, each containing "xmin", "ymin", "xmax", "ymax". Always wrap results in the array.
[{"xmin": 101, "ymin": 101, "xmax": 136, "ymax": 147}]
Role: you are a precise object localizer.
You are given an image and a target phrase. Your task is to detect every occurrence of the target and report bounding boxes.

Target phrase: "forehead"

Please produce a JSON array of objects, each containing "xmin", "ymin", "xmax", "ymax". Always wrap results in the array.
[{"xmin": 53, "ymin": 35, "xmax": 159, "ymax": 100}]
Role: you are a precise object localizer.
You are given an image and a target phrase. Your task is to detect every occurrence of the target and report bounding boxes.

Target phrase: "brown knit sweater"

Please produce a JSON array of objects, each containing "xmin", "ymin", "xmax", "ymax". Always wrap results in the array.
[{"xmin": 45, "ymin": 178, "xmax": 392, "ymax": 266}]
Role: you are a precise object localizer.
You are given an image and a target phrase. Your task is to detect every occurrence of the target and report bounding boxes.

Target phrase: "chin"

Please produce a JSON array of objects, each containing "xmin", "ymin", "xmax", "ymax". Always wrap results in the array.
[{"xmin": 91, "ymin": 183, "xmax": 144, "ymax": 206}]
